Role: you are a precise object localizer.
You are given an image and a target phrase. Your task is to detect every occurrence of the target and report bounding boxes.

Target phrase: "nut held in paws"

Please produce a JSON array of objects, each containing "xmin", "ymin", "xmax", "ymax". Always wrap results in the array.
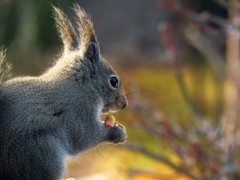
[{"xmin": 104, "ymin": 115, "xmax": 115, "ymax": 128}]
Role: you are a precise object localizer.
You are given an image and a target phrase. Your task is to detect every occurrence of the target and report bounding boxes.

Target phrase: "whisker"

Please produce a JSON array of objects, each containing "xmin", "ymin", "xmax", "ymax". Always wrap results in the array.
[
  {"xmin": 124, "ymin": 89, "xmax": 140, "ymax": 97},
  {"xmin": 105, "ymin": 102, "xmax": 116, "ymax": 106},
  {"xmin": 123, "ymin": 97, "xmax": 135, "ymax": 100}
]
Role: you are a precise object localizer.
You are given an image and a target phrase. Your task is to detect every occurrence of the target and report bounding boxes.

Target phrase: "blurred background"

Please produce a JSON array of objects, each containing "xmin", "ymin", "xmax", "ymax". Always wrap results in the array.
[{"xmin": 1, "ymin": 0, "xmax": 240, "ymax": 179}]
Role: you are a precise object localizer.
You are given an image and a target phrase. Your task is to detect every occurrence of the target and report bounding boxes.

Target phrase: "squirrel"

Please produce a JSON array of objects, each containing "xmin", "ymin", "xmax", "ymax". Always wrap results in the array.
[{"xmin": 0, "ymin": 4, "xmax": 128, "ymax": 180}]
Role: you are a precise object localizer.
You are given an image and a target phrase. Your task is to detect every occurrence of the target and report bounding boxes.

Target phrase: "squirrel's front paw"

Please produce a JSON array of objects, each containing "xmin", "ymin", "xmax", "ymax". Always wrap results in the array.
[
  {"xmin": 103, "ymin": 115, "xmax": 126, "ymax": 143},
  {"xmin": 107, "ymin": 125, "xmax": 127, "ymax": 143}
]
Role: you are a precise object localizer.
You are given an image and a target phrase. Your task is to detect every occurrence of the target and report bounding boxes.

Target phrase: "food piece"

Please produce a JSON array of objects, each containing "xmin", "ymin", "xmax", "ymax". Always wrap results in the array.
[{"xmin": 104, "ymin": 115, "xmax": 115, "ymax": 128}]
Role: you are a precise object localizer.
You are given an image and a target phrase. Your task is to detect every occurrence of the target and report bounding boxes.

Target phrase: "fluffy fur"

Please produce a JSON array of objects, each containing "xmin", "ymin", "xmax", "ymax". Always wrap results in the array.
[
  {"xmin": 0, "ymin": 4, "xmax": 127, "ymax": 180},
  {"xmin": 0, "ymin": 48, "xmax": 11, "ymax": 84}
]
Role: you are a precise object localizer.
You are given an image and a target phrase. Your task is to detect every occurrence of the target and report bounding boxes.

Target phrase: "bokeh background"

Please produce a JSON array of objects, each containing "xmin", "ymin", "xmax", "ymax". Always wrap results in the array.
[{"xmin": 1, "ymin": 0, "xmax": 240, "ymax": 179}]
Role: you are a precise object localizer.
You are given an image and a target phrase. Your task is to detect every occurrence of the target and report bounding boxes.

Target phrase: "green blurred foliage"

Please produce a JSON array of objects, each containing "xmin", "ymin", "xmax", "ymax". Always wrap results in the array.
[
  {"xmin": 0, "ymin": 0, "xmax": 76, "ymax": 51},
  {"xmin": 0, "ymin": 0, "xmax": 79, "ymax": 75}
]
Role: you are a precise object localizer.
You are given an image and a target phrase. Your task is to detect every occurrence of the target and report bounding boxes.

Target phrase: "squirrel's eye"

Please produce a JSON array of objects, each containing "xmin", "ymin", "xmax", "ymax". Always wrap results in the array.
[{"xmin": 108, "ymin": 75, "xmax": 119, "ymax": 90}]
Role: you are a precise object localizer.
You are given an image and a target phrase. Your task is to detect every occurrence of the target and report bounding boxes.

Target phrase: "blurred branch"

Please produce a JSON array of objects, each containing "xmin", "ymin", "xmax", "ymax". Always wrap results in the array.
[
  {"xmin": 220, "ymin": 0, "xmax": 240, "ymax": 152},
  {"xmin": 128, "ymin": 168, "xmax": 164, "ymax": 178},
  {"xmin": 174, "ymin": 66, "xmax": 204, "ymax": 119},
  {"xmin": 160, "ymin": 0, "xmax": 230, "ymax": 73},
  {"xmin": 124, "ymin": 142, "xmax": 199, "ymax": 180},
  {"xmin": 188, "ymin": 11, "xmax": 230, "ymax": 29},
  {"xmin": 184, "ymin": 25, "xmax": 225, "ymax": 78},
  {"xmin": 160, "ymin": 0, "xmax": 231, "ymax": 29},
  {"xmin": 214, "ymin": 0, "xmax": 228, "ymax": 7},
  {"xmin": 159, "ymin": 22, "xmax": 205, "ymax": 120}
]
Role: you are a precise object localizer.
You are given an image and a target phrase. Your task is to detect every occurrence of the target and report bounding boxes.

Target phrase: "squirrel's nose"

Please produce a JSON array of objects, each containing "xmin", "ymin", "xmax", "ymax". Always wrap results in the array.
[{"xmin": 122, "ymin": 102, "xmax": 128, "ymax": 109}]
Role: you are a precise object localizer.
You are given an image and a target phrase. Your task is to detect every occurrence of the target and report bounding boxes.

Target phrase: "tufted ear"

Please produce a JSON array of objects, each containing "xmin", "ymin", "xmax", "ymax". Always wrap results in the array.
[
  {"xmin": 0, "ymin": 48, "xmax": 12, "ymax": 82},
  {"xmin": 84, "ymin": 42, "xmax": 100, "ymax": 74},
  {"xmin": 73, "ymin": 4, "xmax": 100, "ymax": 74},
  {"xmin": 73, "ymin": 4, "xmax": 98, "ymax": 45},
  {"xmin": 53, "ymin": 6, "xmax": 78, "ymax": 51}
]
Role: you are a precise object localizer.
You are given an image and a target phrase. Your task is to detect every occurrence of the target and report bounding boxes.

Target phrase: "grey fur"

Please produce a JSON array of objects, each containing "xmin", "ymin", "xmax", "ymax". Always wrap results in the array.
[
  {"xmin": 0, "ymin": 4, "xmax": 128, "ymax": 180},
  {"xmin": 0, "ymin": 48, "xmax": 12, "ymax": 84}
]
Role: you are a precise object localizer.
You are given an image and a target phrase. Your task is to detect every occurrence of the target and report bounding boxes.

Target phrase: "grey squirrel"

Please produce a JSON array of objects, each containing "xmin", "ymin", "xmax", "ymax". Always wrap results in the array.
[{"xmin": 0, "ymin": 4, "xmax": 128, "ymax": 180}]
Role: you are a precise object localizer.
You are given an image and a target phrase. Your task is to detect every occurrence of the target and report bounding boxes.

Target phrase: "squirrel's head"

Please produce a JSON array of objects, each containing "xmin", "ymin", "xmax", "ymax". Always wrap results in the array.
[
  {"xmin": 53, "ymin": 5, "xmax": 128, "ymax": 113},
  {"xmin": 84, "ymin": 42, "xmax": 128, "ymax": 113}
]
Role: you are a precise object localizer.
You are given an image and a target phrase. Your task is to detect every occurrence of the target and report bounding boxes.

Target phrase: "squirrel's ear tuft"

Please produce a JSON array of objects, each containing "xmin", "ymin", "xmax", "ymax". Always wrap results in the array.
[
  {"xmin": 53, "ymin": 6, "xmax": 78, "ymax": 51},
  {"xmin": 73, "ymin": 4, "xmax": 98, "ymax": 50},
  {"xmin": 0, "ymin": 48, "xmax": 12, "ymax": 83},
  {"xmin": 84, "ymin": 42, "xmax": 100, "ymax": 74}
]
